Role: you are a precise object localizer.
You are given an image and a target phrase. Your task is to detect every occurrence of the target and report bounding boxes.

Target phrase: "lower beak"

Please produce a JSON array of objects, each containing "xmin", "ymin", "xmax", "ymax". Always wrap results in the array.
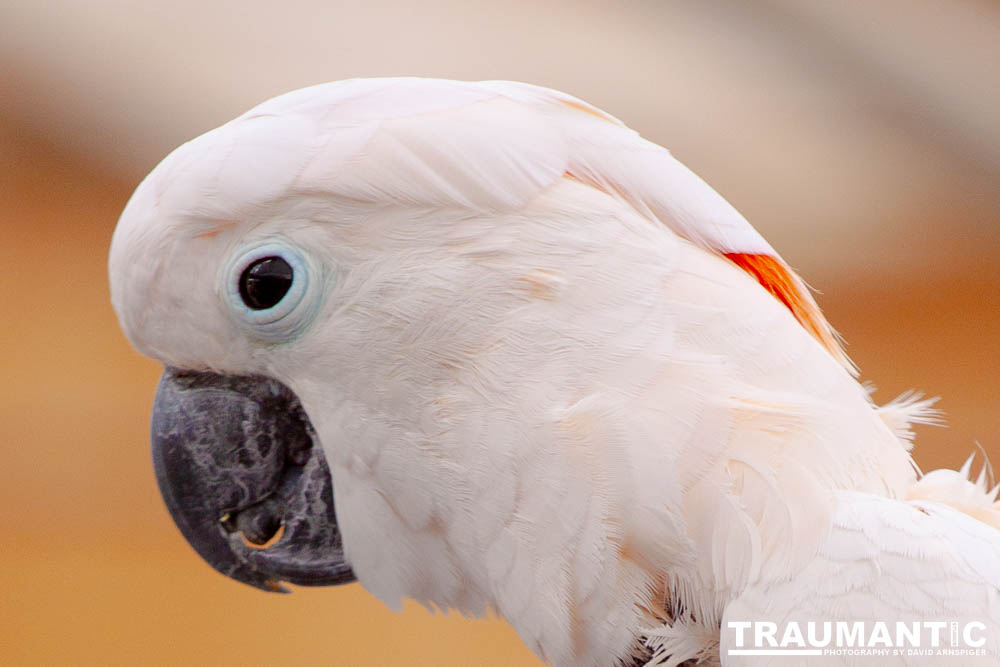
[{"xmin": 151, "ymin": 367, "xmax": 356, "ymax": 592}]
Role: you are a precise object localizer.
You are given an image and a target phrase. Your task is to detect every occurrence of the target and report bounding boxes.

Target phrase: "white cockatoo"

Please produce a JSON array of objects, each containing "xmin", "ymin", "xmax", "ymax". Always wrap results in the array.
[{"xmin": 109, "ymin": 78, "xmax": 1000, "ymax": 666}]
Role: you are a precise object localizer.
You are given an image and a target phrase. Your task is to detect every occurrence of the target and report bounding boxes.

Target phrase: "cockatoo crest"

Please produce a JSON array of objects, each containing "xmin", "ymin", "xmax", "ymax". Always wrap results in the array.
[{"xmin": 114, "ymin": 78, "xmax": 846, "ymax": 371}]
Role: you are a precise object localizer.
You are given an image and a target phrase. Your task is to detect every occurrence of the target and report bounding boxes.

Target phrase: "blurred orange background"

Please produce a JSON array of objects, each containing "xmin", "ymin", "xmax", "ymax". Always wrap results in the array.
[{"xmin": 1, "ymin": 2, "xmax": 998, "ymax": 665}]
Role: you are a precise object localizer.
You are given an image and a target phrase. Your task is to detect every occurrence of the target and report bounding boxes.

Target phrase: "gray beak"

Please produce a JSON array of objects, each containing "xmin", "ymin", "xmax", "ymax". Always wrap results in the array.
[{"xmin": 151, "ymin": 367, "xmax": 355, "ymax": 592}]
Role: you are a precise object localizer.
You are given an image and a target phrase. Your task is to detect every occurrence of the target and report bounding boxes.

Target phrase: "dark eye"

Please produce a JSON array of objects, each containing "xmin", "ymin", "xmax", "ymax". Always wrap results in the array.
[{"xmin": 239, "ymin": 256, "xmax": 293, "ymax": 310}]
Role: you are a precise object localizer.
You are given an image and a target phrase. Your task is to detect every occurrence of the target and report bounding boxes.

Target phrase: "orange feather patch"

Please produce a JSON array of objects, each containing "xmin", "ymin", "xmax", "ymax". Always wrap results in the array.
[
  {"xmin": 724, "ymin": 253, "xmax": 854, "ymax": 373},
  {"xmin": 559, "ymin": 170, "xmax": 854, "ymax": 373}
]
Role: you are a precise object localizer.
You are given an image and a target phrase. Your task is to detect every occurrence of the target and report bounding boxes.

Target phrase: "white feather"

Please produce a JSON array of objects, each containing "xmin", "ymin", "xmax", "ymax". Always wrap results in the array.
[
  {"xmin": 108, "ymin": 78, "xmax": 1000, "ymax": 667},
  {"xmin": 722, "ymin": 492, "xmax": 1000, "ymax": 665}
]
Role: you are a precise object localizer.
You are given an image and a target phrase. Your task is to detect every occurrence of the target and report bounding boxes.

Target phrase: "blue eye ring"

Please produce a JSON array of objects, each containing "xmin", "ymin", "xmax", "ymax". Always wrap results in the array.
[{"xmin": 223, "ymin": 241, "xmax": 322, "ymax": 342}]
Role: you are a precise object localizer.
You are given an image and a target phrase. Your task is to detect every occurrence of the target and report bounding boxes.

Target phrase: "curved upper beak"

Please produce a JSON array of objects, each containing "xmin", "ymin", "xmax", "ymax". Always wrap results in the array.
[{"xmin": 151, "ymin": 367, "xmax": 356, "ymax": 592}]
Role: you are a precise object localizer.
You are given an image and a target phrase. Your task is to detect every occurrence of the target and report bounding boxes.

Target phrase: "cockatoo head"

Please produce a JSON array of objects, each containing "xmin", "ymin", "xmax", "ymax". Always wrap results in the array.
[
  {"xmin": 111, "ymin": 78, "xmax": 852, "ymax": 666},
  {"xmin": 109, "ymin": 78, "xmax": 598, "ymax": 598},
  {"xmin": 110, "ymin": 80, "xmax": 584, "ymax": 602}
]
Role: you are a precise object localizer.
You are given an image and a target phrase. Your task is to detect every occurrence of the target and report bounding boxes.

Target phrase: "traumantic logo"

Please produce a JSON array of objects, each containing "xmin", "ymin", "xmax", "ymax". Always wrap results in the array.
[{"xmin": 726, "ymin": 621, "xmax": 988, "ymax": 658}]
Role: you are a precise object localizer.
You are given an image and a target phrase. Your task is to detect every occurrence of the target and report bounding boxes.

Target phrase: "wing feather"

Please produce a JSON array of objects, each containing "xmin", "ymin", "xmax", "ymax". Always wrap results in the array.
[{"xmin": 721, "ymin": 492, "xmax": 1000, "ymax": 665}]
